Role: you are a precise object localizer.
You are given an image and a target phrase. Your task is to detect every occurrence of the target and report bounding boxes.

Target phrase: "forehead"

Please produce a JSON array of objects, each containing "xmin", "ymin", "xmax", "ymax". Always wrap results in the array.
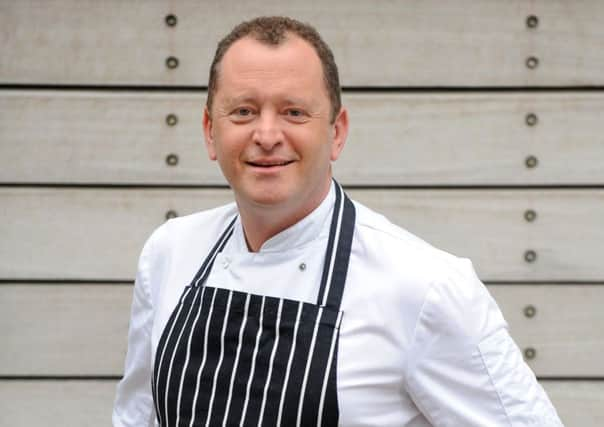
[{"xmin": 215, "ymin": 34, "xmax": 327, "ymax": 101}]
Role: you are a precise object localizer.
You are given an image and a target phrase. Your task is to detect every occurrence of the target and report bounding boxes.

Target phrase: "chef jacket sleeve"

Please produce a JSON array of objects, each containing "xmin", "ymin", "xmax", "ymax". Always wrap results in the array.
[
  {"xmin": 405, "ymin": 258, "xmax": 564, "ymax": 426},
  {"xmin": 112, "ymin": 230, "xmax": 158, "ymax": 427}
]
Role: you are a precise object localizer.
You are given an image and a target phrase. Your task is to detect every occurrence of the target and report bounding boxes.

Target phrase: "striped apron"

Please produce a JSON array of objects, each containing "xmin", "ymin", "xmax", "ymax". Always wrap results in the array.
[{"xmin": 152, "ymin": 182, "xmax": 355, "ymax": 427}]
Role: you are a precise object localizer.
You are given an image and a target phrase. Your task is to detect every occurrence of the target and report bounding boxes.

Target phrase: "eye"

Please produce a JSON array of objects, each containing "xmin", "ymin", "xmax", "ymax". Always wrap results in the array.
[
  {"xmin": 284, "ymin": 108, "xmax": 308, "ymax": 122},
  {"xmin": 229, "ymin": 106, "xmax": 256, "ymax": 122},
  {"xmin": 235, "ymin": 107, "xmax": 252, "ymax": 116}
]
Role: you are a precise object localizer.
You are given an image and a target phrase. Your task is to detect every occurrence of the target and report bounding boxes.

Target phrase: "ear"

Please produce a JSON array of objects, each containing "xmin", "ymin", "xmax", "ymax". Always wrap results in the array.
[
  {"xmin": 203, "ymin": 106, "xmax": 217, "ymax": 161},
  {"xmin": 330, "ymin": 107, "xmax": 349, "ymax": 161}
]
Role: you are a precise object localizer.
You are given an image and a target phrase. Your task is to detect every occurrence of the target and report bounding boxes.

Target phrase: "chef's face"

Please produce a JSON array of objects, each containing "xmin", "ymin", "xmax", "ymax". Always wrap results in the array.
[{"xmin": 203, "ymin": 34, "xmax": 348, "ymax": 216}]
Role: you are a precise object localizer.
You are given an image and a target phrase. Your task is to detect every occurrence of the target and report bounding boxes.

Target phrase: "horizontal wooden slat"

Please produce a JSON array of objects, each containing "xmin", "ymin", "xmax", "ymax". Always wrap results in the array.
[
  {"xmin": 0, "ymin": 284, "xmax": 132, "ymax": 376},
  {"xmin": 1, "ymin": 284, "xmax": 130, "ymax": 376},
  {"xmin": 351, "ymin": 189, "xmax": 604, "ymax": 282},
  {"xmin": 2, "ymin": 90, "xmax": 604, "ymax": 185},
  {"xmin": 0, "ymin": 380, "xmax": 600, "ymax": 427},
  {"xmin": 0, "ymin": 90, "xmax": 218, "ymax": 185},
  {"xmin": 2, "ymin": 284, "xmax": 603, "ymax": 377},
  {"xmin": 544, "ymin": 381, "xmax": 604, "ymax": 427},
  {"xmin": 1, "ymin": 188, "xmax": 602, "ymax": 281},
  {"xmin": 0, "ymin": 380, "xmax": 116, "ymax": 427},
  {"xmin": 490, "ymin": 285, "xmax": 604, "ymax": 377},
  {"xmin": 2, "ymin": 1, "xmax": 603, "ymax": 86}
]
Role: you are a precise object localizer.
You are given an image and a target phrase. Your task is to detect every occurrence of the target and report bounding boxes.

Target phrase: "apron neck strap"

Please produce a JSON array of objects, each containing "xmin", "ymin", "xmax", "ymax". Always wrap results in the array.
[
  {"xmin": 190, "ymin": 216, "xmax": 237, "ymax": 287},
  {"xmin": 190, "ymin": 180, "xmax": 356, "ymax": 312},
  {"xmin": 316, "ymin": 180, "xmax": 356, "ymax": 311}
]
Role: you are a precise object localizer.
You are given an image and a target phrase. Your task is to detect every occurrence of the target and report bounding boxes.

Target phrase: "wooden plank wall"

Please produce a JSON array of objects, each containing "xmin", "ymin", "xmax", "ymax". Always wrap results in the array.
[{"xmin": 1, "ymin": 1, "xmax": 602, "ymax": 425}]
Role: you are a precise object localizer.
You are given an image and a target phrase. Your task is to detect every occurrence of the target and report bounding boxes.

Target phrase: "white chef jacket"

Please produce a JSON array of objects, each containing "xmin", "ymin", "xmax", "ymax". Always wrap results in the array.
[{"xmin": 113, "ymin": 183, "xmax": 563, "ymax": 426}]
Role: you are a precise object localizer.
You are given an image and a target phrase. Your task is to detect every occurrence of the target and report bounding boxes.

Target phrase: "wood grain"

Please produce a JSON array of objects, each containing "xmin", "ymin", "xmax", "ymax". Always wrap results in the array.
[
  {"xmin": 1, "ymin": 380, "xmax": 600, "ymax": 427},
  {"xmin": 0, "ymin": 380, "xmax": 116, "ymax": 427},
  {"xmin": 2, "ymin": 1, "xmax": 603, "ymax": 86},
  {"xmin": 2, "ymin": 188, "xmax": 601, "ymax": 281},
  {"xmin": 2, "ymin": 90, "xmax": 604, "ymax": 185},
  {"xmin": 1, "ymin": 284, "xmax": 131, "ymax": 376},
  {"xmin": 1, "ymin": 283, "xmax": 602, "ymax": 377},
  {"xmin": 489, "ymin": 285, "xmax": 604, "ymax": 377}
]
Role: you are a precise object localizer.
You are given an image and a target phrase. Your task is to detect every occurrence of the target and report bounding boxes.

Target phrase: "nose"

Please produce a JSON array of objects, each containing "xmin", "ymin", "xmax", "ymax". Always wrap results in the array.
[{"xmin": 252, "ymin": 111, "xmax": 283, "ymax": 151}]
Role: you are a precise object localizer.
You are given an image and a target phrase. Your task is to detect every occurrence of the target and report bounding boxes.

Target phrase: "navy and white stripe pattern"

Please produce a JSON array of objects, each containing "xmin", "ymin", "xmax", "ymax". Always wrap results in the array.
[{"xmin": 153, "ymin": 181, "xmax": 356, "ymax": 426}]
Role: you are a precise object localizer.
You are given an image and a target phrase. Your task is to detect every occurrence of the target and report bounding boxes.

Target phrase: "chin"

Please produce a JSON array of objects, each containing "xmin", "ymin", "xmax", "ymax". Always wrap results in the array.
[
  {"xmin": 237, "ymin": 185, "xmax": 292, "ymax": 207},
  {"xmin": 250, "ymin": 192, "xmax": 291, "ymax": 207}
]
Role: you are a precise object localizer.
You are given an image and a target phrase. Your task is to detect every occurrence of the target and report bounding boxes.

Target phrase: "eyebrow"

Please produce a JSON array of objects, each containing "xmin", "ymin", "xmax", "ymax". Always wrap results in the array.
[
  {"xmin": 282, "ymin": 97, "xmax": 312, "ymax": 107},
  {"xmin": 222, "ymin": 94, "xmax": 313, "ymax": 107},
  {"xmin": 223, "ymin": 95, "xmax": 256, "ymax": 106}
]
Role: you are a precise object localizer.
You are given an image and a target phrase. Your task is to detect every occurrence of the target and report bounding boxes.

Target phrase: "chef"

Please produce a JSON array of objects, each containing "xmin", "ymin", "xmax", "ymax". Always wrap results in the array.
[{"xmin": 113, "ymin": 16, "xmax": 563, "ymax": 426}]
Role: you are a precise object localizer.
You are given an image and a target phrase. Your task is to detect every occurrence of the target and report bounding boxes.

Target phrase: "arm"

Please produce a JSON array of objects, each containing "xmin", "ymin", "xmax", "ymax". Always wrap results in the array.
[
  {"xmin": 406, "ymin": 259, "xmax": 563, "ymax": 426},
  {"xmin": 112, "ymin": 231, "xmax": 158, "ymax": 427}
]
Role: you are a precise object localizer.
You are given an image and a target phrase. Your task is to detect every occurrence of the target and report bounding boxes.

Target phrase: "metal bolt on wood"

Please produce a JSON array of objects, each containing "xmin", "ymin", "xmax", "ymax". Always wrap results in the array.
[
  {"xmin": 166, "ymin": 153, "xmax": 179, "ymax": 166},
  {"xmin": 526, "ymin": 56, "xmax": 539, "ymax": 69},
  {"xmin": 525, "ymin": 155, "xmax": 538, "ymax": 169},
  {"xmin": 166, "ymin": 56, "xmax": 179, "ymax": 69},
  {"xmin": 524, "ymin": 209, "xmax": 537, "ymax": 222},
  {"xmin": 524, "ymin": 250, "xmax": 537, "ymax": 263},
  {"xmin": 526, "ymin": 15, "xmax": 539, "ymax": 29},
  {"xmin": 524, "ymin": 305, "xmax": 537, "ymax": 318},
  {"xmin": 165, "ymin": 14, "xmax": 178, "ymax": 27},
  {"xmin": 166, "ymin": 114, "xmax": 178, "ymax": 126},
  {"xmin": 525, "ymin": 113, "xmax": 538, "ymax": 127},
  {"xmin": 524, "ymin": 347, "xmax": 536, "ymax": 360}
]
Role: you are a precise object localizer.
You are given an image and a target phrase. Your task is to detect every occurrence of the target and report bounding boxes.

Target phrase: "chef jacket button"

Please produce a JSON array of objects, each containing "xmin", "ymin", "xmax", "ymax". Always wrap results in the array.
[
  {"xmin": 222, "ymin": 258, "xmax": 230, "ymax": 269},
  {"xmin": 299, "ymin": 262, "xmax": 306, "ymax": 271}
]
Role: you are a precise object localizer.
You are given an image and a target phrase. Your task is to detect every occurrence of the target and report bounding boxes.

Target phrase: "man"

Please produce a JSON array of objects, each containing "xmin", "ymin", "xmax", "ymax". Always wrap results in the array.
[{"xmin": 113, "ymin": 16, "xmax": 563, "ymax": 426}]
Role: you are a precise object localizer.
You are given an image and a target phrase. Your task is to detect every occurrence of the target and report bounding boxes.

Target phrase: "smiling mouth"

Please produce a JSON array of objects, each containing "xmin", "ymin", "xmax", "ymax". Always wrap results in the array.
[{"xmin": 246, "ymin": 160, "xmax": 295, "ymax": 168}]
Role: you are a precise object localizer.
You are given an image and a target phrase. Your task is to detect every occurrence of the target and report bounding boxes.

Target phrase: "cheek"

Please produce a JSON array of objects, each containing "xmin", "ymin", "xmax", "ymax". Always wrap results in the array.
[
  {"xmin": 213, "ymin": 126, "xmax": 249, "ymax": 159},
  {"xmin": 291, "ymin": 126, "xmax": 331, "ymax": 153}
]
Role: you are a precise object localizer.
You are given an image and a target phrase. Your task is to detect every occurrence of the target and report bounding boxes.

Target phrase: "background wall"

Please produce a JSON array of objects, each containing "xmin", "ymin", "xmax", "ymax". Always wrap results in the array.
[{"xmin": 1, "ymin": 1, "xmax": 603, "ymax": 425}]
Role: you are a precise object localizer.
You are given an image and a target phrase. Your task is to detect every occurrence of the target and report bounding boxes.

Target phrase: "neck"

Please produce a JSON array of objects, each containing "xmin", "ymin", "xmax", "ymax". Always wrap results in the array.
[{"xmin": 237, "ymin": 180, "xmax": 332, "ymax": 252}]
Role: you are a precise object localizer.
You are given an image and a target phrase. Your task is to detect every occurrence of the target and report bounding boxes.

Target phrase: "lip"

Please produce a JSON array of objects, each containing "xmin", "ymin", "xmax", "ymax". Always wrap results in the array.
[{"xmin": 245, "ymin": 158, "xmax": 295, "ymax": 170}]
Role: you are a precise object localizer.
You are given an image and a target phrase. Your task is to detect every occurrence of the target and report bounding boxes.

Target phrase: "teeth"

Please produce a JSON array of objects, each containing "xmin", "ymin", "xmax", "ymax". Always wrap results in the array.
[{"xmin": 251, "ymin": 161, "xmax": 290, "ymax": 166}]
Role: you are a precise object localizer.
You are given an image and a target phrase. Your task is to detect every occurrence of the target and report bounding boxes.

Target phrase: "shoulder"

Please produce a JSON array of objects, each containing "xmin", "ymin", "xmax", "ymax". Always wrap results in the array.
[
  {"xmin": 137, "ymin": 202, "xmax": 238, "ymax": 299},
  {"xmin": 351, "ymin": 198, "xmax": 472, "ymax": 284},
  {"xmin": 165, "ymin": 202, "xmax": 238, "ymax": 237},
  {"xmin": 349, "ymin": 197, "xmax": 506, "ymax": 353},
  {"xmin": 349, "ymin": 198, "xmax": 498, "ymax": 328},
  {"xmin": 145, "ymin": 202, "xmax": 238, "ymax": 254}
]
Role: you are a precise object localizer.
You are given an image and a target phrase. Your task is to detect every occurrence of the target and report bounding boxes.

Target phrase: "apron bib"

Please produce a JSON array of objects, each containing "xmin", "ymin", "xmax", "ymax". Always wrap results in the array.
[{"xmin": 153, "ymin": 182, "xmax": 355, "ymax": 427}]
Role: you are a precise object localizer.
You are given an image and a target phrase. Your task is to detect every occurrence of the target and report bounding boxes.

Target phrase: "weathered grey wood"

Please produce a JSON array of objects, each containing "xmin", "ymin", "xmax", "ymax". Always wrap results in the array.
[
  {"xmin": 1, "ymin": 188, "xmax": 603, "ymax": 281},
  {"xmin": 489, "ymin": 285, "xmax": 604, "ymax": 377},
  {"xmin": 2, "ymin": 1, "xmax": 603, "ymax": 86},
  {"xmin": 0, "ymin": 90, "xmax": 220, "ymax": 185},
  {"xmin": 340, "ymin": 92, "xmax": 604, "ymax": 185},
  {"xmin": 2, "ymin": 90, "xmax": 604, "ymax": 185},
  {"xmin": 349, "ymin": 189, "xmax": 604, "ymax": 282},
  {"xmin": 0, "ymin": 188, "xmax": 233, "ymax": 280},
  {"xmin": 544, "ymin": 381, "xmax": 604, "ymax": 427},
  {"xmin": 1, "ymin": 284, "xmax": 603, "ymax": 377},
  {"xmin": 0, "ymin": 284, "xmax": 131, "ymax": 376},
  {"xmin": 0, "ymin": 380, "xmax": 600, "ymax": 427},
  {"xmin": 0, "ymin": 380, "xmax": 116, "ymax": 427}
]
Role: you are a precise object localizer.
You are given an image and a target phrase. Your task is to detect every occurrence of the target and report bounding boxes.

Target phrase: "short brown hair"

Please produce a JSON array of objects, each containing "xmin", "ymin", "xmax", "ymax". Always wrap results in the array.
[{"xmin": 206, "ymin": 16, "xmax": 342, "ymax": 122}]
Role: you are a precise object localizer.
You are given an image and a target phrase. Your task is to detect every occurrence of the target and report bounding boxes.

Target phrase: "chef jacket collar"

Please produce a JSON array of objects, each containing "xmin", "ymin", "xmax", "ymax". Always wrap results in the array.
[{"xmin": 231, "ymin": 180, "xmax": 336, "ymax": 253}]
